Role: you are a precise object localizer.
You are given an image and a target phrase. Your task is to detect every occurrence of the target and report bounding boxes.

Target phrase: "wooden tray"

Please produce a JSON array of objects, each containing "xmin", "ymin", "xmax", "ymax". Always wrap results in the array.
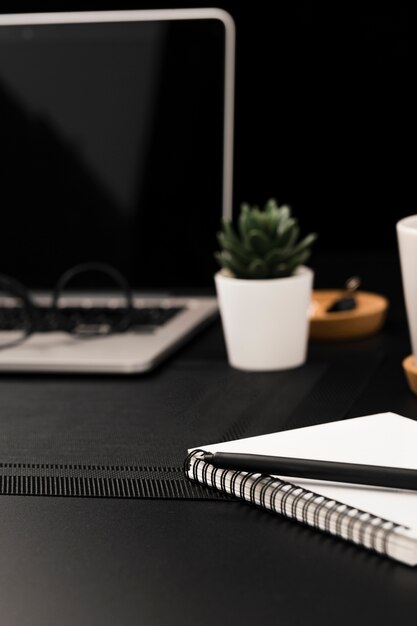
[{"xmin": 309, "ymin": 290, "xmax": 389, "ymax": 341}]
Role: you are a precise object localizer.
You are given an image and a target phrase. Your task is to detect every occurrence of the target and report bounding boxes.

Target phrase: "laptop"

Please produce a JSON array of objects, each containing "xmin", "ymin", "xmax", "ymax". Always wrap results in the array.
[{"xmin": 0, "ymin": 9, "xmax": 235, "ymax": 373}]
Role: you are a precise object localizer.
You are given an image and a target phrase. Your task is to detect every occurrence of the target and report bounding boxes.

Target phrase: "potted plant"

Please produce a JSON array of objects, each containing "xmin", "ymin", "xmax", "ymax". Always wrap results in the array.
[{"xmin": 215, "ymin": 199, "xmax": 317, "ymax": 371}]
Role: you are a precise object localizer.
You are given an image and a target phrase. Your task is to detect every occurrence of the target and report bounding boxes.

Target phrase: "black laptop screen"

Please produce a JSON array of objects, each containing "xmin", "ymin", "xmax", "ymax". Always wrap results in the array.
[{"xmin": 0, "ymin": 18, "xmax": 226, "ymax": 290}]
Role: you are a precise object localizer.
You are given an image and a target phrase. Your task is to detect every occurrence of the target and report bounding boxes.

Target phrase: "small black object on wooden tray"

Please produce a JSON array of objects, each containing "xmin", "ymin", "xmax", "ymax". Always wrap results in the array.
[{"xmin": 326, "ymin": 276, "xmax": 361, "ymax": 312}]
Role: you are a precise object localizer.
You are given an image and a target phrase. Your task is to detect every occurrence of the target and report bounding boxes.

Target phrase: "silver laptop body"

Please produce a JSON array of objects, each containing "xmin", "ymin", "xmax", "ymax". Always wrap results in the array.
[{"xmin": 0, "ymin": 9, "xmax": 235, "ymax": 372}]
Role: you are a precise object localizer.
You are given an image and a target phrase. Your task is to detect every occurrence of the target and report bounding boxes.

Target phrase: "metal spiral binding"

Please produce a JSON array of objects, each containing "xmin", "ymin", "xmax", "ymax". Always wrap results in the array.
[{"xmin": 185, "ymin": 450, "xmax": 405, "ymax": 558}]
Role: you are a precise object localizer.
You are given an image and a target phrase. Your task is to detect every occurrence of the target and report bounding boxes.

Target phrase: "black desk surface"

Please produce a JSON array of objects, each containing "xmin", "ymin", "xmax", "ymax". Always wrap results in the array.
[{"xmin": 1, "ymin": 254, "xmax": 417, "ymax": 626}]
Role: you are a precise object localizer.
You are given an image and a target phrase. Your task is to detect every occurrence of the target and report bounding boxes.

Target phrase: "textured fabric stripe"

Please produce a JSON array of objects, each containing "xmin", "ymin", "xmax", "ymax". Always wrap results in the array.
[{"xmin": 0, "ymin": 459, "xmax": 230, "ymax": 500}]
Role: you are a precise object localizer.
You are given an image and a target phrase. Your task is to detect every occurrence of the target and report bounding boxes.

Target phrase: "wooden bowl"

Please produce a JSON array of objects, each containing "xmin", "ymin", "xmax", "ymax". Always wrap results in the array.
[
  {"xmin": 309, "ymin": 290, "xmax": 389, "ymax": 341},
  {"xmin": 403, "ymin": 355, "xmax": 417, "ymax": 395}
]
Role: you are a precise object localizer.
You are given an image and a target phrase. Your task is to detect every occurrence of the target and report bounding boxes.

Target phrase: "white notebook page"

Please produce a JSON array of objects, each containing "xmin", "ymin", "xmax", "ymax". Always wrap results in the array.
[{"xmin": 195, "ymin": 412, "xmax": 417, "ymax": 529}]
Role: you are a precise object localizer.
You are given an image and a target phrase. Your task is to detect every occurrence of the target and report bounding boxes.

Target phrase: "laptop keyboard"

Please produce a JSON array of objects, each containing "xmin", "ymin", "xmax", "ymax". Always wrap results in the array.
[{"xmin": 0, "ymin": 306, "xmax": 185, "ymax": 333}]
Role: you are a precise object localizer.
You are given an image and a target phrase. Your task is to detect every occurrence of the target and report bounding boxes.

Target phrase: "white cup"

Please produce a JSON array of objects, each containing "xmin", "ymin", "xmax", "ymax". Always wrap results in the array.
[{"xmin": 397, "ymin": 215, "xmax": 417, "ymax": 359}]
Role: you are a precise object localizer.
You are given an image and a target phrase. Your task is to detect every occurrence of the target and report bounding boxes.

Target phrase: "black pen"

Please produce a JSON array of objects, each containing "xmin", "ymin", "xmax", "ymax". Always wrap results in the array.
[{"xmin": 201, "ymin": 451, "xmax": 417, "ymax": 491}]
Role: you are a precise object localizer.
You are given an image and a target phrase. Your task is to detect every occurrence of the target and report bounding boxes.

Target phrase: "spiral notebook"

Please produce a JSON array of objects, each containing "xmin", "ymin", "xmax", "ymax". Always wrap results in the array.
[{"xmin": 185, "ymin": 412, "xmax": 417, "ymax": 566}]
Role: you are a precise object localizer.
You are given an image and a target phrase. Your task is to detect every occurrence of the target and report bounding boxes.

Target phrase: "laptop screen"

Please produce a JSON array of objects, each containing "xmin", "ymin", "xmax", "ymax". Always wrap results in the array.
[{"xmin": 0, "ymin": 17, "xmax": 229, "ymax": 291}]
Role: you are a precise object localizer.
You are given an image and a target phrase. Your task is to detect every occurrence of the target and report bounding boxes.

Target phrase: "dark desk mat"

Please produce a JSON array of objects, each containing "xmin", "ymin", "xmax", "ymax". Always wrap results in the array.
[{"xmin": 0, "ymin": 354, "xmax": 381, "ymax": 499}]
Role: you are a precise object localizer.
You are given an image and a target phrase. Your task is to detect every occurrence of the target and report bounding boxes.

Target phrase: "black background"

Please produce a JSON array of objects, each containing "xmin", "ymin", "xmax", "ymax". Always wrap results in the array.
[{"xmin": 1, "ymin": 1, "xmax": 416, "ymax": 257}]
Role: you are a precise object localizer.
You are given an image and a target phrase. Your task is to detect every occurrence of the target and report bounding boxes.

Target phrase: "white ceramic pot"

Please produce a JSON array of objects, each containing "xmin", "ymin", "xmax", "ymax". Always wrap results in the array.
[
  {"xmin": 215, "ymin": 266, "xmax": 314, "ymax": 371},
  {"xmin": 397, "ymin": 215, "xmax": 417, "ymax": 359}
]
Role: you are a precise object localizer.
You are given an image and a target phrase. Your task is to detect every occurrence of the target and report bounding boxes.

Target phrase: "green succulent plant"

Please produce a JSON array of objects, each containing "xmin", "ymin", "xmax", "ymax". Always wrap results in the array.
[{"xmin": 216, "ymin": 199, "xmax": 317, "ymax": 279}]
